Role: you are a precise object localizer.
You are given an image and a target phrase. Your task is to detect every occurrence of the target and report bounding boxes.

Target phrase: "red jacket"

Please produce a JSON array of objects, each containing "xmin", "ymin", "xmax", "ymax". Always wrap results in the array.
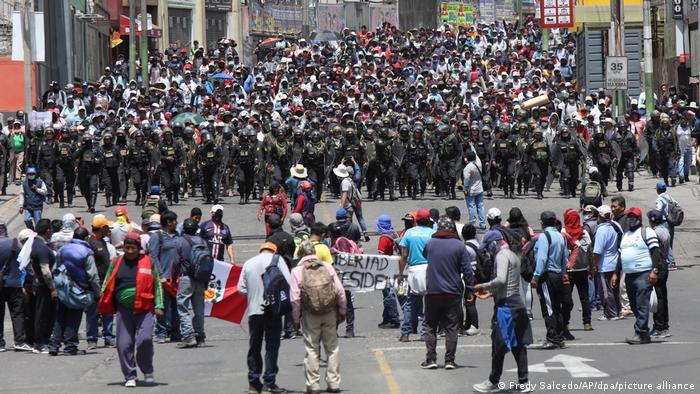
[{"xmin": 98, "ymin": 255, "xmax": 162, "ymax": 314}]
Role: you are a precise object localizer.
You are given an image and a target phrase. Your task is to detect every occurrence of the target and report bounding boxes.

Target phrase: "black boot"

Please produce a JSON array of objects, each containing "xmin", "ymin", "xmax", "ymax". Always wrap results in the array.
[{"xmin": 105, "ymin": 194, "xmax": 112, "ymax": 207}]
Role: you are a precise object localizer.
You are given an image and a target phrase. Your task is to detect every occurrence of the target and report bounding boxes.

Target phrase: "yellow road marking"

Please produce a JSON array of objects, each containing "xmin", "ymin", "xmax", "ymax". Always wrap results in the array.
[{"xmin": 372, "ymin": 349, "xmax": 401, "ymax": 394}]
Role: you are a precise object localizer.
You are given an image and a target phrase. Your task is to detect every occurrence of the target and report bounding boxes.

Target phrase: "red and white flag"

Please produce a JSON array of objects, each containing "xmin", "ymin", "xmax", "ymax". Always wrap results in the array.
[{"xmin": 204, "ymin": 260, "xmax": 247, "ymax": 324}]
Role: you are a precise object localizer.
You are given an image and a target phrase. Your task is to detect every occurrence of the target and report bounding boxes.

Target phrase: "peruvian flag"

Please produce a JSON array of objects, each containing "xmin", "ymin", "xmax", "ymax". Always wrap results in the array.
[{"xmin": 204, "ymin": 260, "xmax": 247, "ymax": 324}]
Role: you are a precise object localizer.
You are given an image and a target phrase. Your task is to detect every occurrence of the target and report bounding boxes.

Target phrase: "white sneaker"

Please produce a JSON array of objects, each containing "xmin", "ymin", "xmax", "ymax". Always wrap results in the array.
[
  {"xmin": 143, "ymin": 373, "xmax": 155, "ymax": 384},
  {"xmin": 125, "ymin": 379, "xmax": 137, "ymax": 388},
  {"xmin": 466, "ymin": 326, "xmax": 481, "ymax": 336},
  {"xmin": 473, "ymin": 379, "xmax": 500, "ymax": 393},
  {"xmin": 516, "ymin": 381, "xmax": 536, "ymax": 393}
]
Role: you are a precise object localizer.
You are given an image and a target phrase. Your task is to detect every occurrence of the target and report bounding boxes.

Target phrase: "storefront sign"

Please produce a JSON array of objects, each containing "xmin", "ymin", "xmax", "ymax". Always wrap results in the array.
[{"xmin": 206, "ymin": 0, "xmax": 232, "ymax": 12}]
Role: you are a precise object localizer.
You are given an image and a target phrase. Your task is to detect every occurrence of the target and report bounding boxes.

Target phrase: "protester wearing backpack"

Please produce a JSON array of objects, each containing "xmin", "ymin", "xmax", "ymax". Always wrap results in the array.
[
  {"xmin": 612, "ymin": 208, "xmax": 663, "ymax": 345},
  {"xmin": 530, "ymin": 211, "xmax": 569, "ymax": 350},
  {"xmin": 591, "ymin": 205, "xmax": 624, "ymax": 321},
  {"xmin": 336, "ymin": 163, "xmax": 370, "ymax": 242},
  {"xmin": 142, "ymin": 185, "xmax": 168, "ymax": 218},
  {"xmin": 654, "ymin": 181, "xmax": 680, "ymax": 270},
  {"xmin": 290, "ymin": 240, "xmax": 346, "ymax": 394},
  {"xmin": 579, "ymin": 167, "xmax": 604, "ymax": 208},
  {"xmin": 48, "ymin": 227, "xmax": 102, "ymax": 356},
  {"xmin": 238, "ymin": 242, "xmax": 291, "ymax": 394},
  {"xmin": 505, "ymin": 208, "xmax": 535, "ymax": 320},
  {"xmin": 265, "ymin": 214, "xmax": 297, "ymax": 340},
  {"xmin": 376, "ymin": 215, "xmax": 402, "ymax": 329},
  {"xmin": 295, "ymin": 181, "xmax": 317, "ymax": 227},
  {"xmin": 647, "ymin": 210, "xmax": 671, "ymax": 338},
  {"xmin": 176, "ymin": 219, "xmax": 213, "ymax": 349},
  {"xmin": 561, "ymin": 209, "xmax": 594, "ymax": 334}
]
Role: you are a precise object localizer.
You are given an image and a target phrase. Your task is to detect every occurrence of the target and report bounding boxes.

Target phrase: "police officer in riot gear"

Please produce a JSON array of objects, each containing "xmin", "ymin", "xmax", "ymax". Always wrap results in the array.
[
  {"xmin": 472, "ymin": 125, "xmax": 493, "ymax": 197},
  {"xmin": 527, "ymin": 128, "xmax": 550, "ymax": 200},
  {"xmin": 115, "ymin": 128, "xmax": 130, "ymax": 204},
  {"xmin": 515, "ymin": 123, "xmax": 532, "ymax": 195},
  {"xmin": 374, "ymin": 126, "xmax": 397, "ymax": 201},
  {"xmin": 555, "ymin": 126, "xmax": 584, "ymax": 198},
  {"xmin": 74, "ymin": 133, "xmax": 103, "ymax": 213},
  {"xmin": 588, "ymin": 127, "xmax": 614, "ymax": 187},
  {"xmin": 491, "ymin": 124, "xmax": 517, "ymax": 199},
  {"xmin": 35, "ymin": 128, "xmax": 57, "ymax": 204},
  {"xmin": 406, "ymin": 126, "xmax": 430, "ymax": 199},
  {"xmin": 128, "ymin": 131, "xmax": 152, "ymax": 206},
  {"xmin": 302, "ymin": 130, "xmax": 326, "ymax": 198},
  {"xmin": 182, "ymin": 126, "xmax": 198, "ymax": 199},
  {"xmin": 654, "ymin": 114, "xmax": 680, "ymax": 187},
  {"xmin": 436, "ymin": 124, "xmax": 461, "ymax": 199},
  {"xmin": 55, "ymin": 129, "xmax": 77, "ymax": 208},
  {"xmin": 233, "ymin": 127, "xmax": 257, "ymax": 204},
  {"xmin": 101, "ymin": 132, "xmax": 121, "ymax": 207},
  {"xmin": 615, "ymin": 119, "xmax": 639, "ymax": 192},
  {"xmin": 397, "ymin": 124, "xmax": 412, "ymax": 198},
  {"xmin": 197, "ymin": 131, "xmax": 221, "ymax": 204},
  {"xmin": 157, "ymin": 127, "xmax": 185, "ymax": 205}
]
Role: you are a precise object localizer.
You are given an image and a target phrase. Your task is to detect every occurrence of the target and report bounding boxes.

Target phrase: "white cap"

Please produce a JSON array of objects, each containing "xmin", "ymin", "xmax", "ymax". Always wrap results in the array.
[
  {"xmin": 588, "ymin": 166, "xmax": 598, "ymax": 175},
  {"xmin": 487, "ymin": 208, "xmax": 502, "ymax": 220},
  {"xmin": 597, "ymin": 204, "xmax": 613, "ymax": 219},
  {"xmin": 210, "ymin": 204, "xmax": 224, "ymax": 213},
  {"xmin": 598, "ymin": 99, "xmax": 606, "ymax": 104}
]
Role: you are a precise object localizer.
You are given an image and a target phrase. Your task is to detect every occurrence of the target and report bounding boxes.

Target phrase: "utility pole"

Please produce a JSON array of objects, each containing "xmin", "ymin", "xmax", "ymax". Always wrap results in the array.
[
  {"xmin": 302, "ymin": 0, "xmax": 309, "ymax": 38},
  {"xmin": 642, "ymin": 0, "xmax": 654, "ymax": 115},
  {"xmin": 129, "ymin": 0, "xmax": 136, "ymax": 82},
  {"xmin": 610, "ymin": 0, "xmax": 626, "ymax": 117},
  {"xmin": 140, "ymin": 0, "xmax": 148, "ymax": 89},
  {"xmin": 516, "ymin": 0, "xmax": 523, "ymax": 22},
  {"xmin": 21, "ymin": 0, "xmax": 32, "ymax": 114}
]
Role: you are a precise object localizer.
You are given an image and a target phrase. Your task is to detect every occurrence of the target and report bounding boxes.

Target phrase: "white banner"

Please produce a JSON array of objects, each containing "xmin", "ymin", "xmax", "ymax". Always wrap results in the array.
[
  {"xmin": 28, "ymin": 111, "xmax": 53, "ymax": 130},
  {"xmin": 334, "ymin": 253, "xmax": 400, "ymax": 293}
]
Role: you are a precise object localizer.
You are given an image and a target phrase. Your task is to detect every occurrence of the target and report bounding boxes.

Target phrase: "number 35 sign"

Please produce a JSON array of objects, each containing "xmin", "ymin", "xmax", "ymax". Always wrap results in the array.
[{"xmin": 605, "ymin": 56, "xmax": 628, "ymax": 90}]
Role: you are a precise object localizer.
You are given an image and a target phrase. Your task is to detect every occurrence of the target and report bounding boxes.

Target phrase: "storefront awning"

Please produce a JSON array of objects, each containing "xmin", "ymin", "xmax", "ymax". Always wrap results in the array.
[{"xmin": 119, "ymin": 14, "xmax": 162, "ymax": 38}]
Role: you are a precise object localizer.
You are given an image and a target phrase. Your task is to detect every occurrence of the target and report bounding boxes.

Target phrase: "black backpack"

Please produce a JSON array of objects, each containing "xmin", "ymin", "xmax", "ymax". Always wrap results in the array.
[
  {"xmin": 521, "ymin": 231, "xmax": 552, "ymax": 282},
  {"xmin": 466, "ymin": 243, "xmax": 494, "ymax": 284},
  {"xmin": 183, "ymin": 236, "xmax": 215, "ymax": 282},
  {"xmin": 262, "ymin": 255, "xmax": 292, "ymax": 317}
]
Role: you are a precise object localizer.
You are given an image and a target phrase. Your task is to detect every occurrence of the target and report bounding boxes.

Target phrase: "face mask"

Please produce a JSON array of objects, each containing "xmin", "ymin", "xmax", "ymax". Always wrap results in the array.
[
  {"xmin": 27, "ymin": 175, "xmax": 36, "ymax": 180},
  {"xmin": 627, "ymin": 216, "xmax": 642, "ymax": 230}
]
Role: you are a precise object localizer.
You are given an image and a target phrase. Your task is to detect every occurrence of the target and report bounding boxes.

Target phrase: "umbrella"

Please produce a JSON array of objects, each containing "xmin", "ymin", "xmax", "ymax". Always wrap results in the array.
[
  {"xmin": 260, "ymin": 37, "xmax": 282, "ymax": 46},
  {"xmin": 212, "ymin": 72, "xmax": 234, "ymax": 80},
  {"xmin": 171, "ymin": 112, "xmax": 205, "ymax": 126}
]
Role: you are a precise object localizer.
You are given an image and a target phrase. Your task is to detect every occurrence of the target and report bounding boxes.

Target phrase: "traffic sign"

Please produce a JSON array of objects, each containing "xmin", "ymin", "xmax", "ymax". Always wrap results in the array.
[{"xmin": 605, "ymin": 56, "xmax": 628, "ymax": 90}]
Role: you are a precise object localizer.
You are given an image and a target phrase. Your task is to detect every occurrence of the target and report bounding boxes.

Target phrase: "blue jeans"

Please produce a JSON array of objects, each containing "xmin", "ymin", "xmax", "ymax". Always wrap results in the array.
[
  {"xmin": 381, "ymin": 288, "xmax": 403, "ymax": 324},
  {"xmin": 677, "ymin": 147, "xmax": 692, "ymax": 179},
  {"xmin": 625, "ymin": 271, "xmax": 652, "ymax": 337},
  {"xmin": 349, "ymin": 205, "xmax": 368, "ymax": 233},
  {"xmin": 465, "ymin": 192, "xmax": 486, "ymax": 228},
  {"xmin": 49, "ymin": 301, "xmax": 82, "ymax": 353},
  {"xmin": 156, "ymin": 292, "xmax": 180, "ymax": 341},
  {"xmin": 247, "ymin": 312, "xmax": 282, "ymax": 390},
  {"xmin": 23, "ymin": 208, "xmax": 42, "ymax": 230},
  {"xmin": 400, "ymin": 293, "xmax": 426, "ymax": 337},
  {"xmin": 85, "ymin": 303, "xmax": 115, "ymax": 344},
  {"xmin": 177, "ymin": 276, "xmax": 205, "ymax": 341},
  {"xmin": 589, "ymin": 276, "xmax": 602, "ymax": 309}
]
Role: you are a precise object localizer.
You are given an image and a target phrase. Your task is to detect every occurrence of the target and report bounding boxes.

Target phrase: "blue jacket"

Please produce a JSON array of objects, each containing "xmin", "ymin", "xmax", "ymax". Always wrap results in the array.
[
  {"xmin": 0, "ymin": 238, "xmax": 22, "ymax": 288},
  {"xmin": 22, "ymin": 179, "xmax": 45, "ymax": 209},
  {"xmin": 148, "ymin": 231, "xmax": 186, "ymax": 280},
  {"xmin": 533, "ymin": 227, "xmax": 569, "ymax": 279}
]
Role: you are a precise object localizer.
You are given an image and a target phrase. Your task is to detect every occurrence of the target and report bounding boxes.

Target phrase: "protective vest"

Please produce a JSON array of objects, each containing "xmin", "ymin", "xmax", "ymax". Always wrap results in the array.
[
  {"xmin": 98, "ymin": 254, "xmax": 156, "ymax": 314},
  {"xmin": 22, "ymin": 179, "xmax": 45, "ymax": 209}
]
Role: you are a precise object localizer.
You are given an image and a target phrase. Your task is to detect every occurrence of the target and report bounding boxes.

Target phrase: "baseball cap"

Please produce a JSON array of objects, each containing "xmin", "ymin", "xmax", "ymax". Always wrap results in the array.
[
  {"xmin": 114, "ymin": 206, "xmax": 128, "ymax": 216},
  {"xmin": 210, "ymin": 204, "xmax": 224, "ymax": 213},
  {"xmin": 149, "ymin": 214, "xmax": 161, "ymax": 229},
  {"xmin": 487, "ymin": 207, "xmax": 502, "ymax": 220},
  {"xmin": 583, "ymin": 205, "xmax": 597, "ymax": 214},
  {"xmin": 335, "ymin": 208, "xmax": 348, "ymax": 219},
  {"xmin": 597, "ymin": 204, "xmax": 613, "ymax": 219},
  {"xmin": 266, "ymin": 214, "xmax": 282, "ymax": 228},
  {"xmin": 626, "ymin": 207, "xmax": 642, "ymax": 217},
  {"xmin": 92, "ymin": 215, "xmax": 113, "ymax": 228},
  {"xmin": 259, "ymin": 242, "xmax": 278, "ymax": 253},
  {"xmin": 656, "ymin": 181, "xmax": 667, "ymax": 191},
  {"xmin": 647, "ymin": 209, "xmax": 664, "ymax": 223},
  {"xmin": 416, "ymin": 208, "xmax": 431, "ymax": 222},
  {"xmin": 124, "ymin": 232, "xmax": 141, "ymax": 244}
]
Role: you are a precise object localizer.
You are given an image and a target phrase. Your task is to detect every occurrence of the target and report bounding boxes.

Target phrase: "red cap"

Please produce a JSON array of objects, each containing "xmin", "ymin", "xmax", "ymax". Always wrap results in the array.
[
  {"xmin": 626, "ymin": 207, "xmax": 642, "ymax": 217},
  {"xmin": 115, "ymin": 206, "xmax": 128, "ymax": 216},
  {"xmin": 124, "ymin": 232, "xmax": 141, "ymax": 244},
  {"xmin": 416, "ymin": 208, "xmax": 431, "ymax": 221}
]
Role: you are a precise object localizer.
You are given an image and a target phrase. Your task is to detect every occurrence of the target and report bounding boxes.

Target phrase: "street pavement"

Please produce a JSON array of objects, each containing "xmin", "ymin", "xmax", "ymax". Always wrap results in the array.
[{"xmin": 2, "ymin": 170, "xmax": 700, "ymax": 393}]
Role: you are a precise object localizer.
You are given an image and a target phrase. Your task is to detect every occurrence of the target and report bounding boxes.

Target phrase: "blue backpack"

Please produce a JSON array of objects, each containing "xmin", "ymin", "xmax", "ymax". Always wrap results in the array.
[{"xmin": 262, "ymin": 254, "xmax": 291, "ymax": 316}]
